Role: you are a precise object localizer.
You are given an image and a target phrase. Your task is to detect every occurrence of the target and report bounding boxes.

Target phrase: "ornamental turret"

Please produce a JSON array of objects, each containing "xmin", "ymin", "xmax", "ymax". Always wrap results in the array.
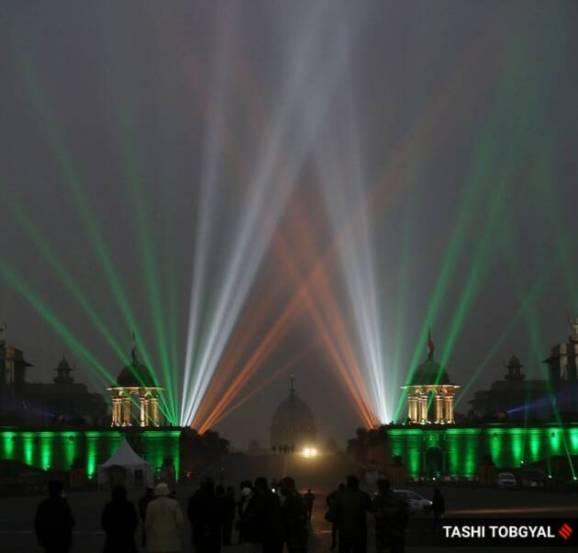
[
  {"xmin": 401, "ymin": 331, "xmax": 459, "ymax": 424},
  {"xmin": 107, "ymin": 337, "xmax": 164, "ymax": 427}
]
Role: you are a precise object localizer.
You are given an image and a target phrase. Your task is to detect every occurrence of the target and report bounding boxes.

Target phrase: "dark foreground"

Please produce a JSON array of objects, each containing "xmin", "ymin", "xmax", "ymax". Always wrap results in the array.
[{"xmin": 0, "ymin": 486, "xmax": 576, "ymax": 553}]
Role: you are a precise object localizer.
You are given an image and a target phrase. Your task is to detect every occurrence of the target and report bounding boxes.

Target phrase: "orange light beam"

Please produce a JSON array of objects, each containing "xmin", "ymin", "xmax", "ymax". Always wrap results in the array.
[
  {"xmin": 281, "ymin": 203, "xmax": 379, "ymax": 427},
  {"xmin": 199, "ymin": 345, "xmax": 314, "ymax": 432}
]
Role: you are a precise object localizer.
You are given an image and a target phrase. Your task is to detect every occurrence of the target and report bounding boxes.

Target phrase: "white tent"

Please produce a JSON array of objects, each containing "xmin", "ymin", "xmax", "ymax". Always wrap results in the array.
[{"xmin": 98, "ymin": 438, "xmax": 154, "ymax": 488}]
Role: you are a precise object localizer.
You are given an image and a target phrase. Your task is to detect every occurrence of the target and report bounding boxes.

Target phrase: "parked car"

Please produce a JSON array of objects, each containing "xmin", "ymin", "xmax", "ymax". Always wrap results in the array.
[
  {"xmin": 393, "ymin": 489, "xmax": 433, "ymax": 515},
  {"xmin": 519, "ymin": 470, "xmax": 547, "ymax": 488},
  {"xmin": 496, "ymin": 472, "xmax": 517, "ymax": 488}
]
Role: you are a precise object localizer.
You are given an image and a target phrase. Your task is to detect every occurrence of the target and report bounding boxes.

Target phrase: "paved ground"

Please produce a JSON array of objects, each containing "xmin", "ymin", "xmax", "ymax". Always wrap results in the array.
[{"xmin": 0, "ymin": 485, "xmax": 576, "ymax": 552}]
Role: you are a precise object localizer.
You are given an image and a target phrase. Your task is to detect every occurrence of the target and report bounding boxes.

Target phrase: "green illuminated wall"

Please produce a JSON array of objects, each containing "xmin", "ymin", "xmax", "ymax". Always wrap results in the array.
[
  {"xmin": 0, "ymin": 429, "xmax": 181, "ymax": 478},
  {"xmin": 385, "ymin": 424, "xmax": 578, "ymax": 478},
  {"xmin": 446, "ymin": 428, "xmax": 480, "ymax": 477},
  {"xmin": 388, "ymin": 428, "xmax": 423, "ymax": 477}
]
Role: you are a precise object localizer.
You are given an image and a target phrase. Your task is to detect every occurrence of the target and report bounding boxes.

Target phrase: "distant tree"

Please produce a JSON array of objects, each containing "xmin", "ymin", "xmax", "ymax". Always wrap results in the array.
[
  {"xmin": 347, "ymin": 427, "xmax": 387, "ymax": 463},
  {"xmin": 201, "ymin": 429, "xmax": 230, "ymax": 462},
  {"xmin": 179, "ymin": 428, "xmax": 230, "ymax": 477}
]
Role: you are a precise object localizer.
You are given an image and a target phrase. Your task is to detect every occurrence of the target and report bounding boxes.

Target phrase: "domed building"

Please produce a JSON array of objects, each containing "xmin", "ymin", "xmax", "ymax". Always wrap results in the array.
[
  {"xmin": 401, "ymin": 333, "xmax": 459, "ymax": 424},
  {"xmin": 270, "ymin": 377, "xmax": 316, "ymax": 450},
  {"xmin": 108, "ymin": 342, "xmax": 164, "ymax": 427}
]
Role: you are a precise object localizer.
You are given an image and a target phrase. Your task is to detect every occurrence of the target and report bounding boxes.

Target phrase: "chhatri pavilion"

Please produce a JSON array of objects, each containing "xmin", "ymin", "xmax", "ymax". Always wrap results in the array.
[
  {"xmin": 108, "ymin": 342, "xmax": 164, "ymax": 428},
  {"xmin": 401, "ymin": 335, "xmax": 459, "ymax": 424}
]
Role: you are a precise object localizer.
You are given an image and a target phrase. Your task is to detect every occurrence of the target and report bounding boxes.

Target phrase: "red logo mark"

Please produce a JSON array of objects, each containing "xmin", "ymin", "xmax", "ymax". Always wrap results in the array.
[{"xmin": 559, "ymin": 523, "xmax": 573, "ymax": 541}]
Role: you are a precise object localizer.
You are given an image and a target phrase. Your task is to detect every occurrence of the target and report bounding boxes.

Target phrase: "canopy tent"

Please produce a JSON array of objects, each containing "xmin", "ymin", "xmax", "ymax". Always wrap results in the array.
[{"xmin": 97, "ymin": 437, "xmax": 154, "ymax": 487}]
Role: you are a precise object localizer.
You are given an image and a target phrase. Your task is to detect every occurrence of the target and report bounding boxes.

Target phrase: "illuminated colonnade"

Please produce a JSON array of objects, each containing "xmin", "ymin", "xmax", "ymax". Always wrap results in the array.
[
  {"xmin": 110, "ymin": 388, "xmax": 162, "ymax": 427},
  {"xmin": 405, "ymin": 384, "xmax": 459, "ymax": 424}
]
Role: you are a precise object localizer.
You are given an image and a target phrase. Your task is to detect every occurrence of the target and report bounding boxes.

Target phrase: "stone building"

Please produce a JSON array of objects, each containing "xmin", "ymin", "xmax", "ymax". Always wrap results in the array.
[
  {"xmin": 0, "ymin": 337, "xmax": 107, "ymax": 426},
  {"xmin": 469, "ymin": 356, "xmax": 550, "ymax": 419},
  {"xmin": 470, "ymin": 319, "xmax": 578, "ymax": 419},
  {"xmin": 23, "ymin": 357, "xmax": 108, "ymax": 424}
]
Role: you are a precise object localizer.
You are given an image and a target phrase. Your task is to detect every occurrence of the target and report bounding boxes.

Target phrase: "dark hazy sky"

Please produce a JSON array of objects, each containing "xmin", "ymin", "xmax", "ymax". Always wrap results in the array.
[{"xmin": 1, "ymin": 1, "xmax": 578, "ymax": 448}]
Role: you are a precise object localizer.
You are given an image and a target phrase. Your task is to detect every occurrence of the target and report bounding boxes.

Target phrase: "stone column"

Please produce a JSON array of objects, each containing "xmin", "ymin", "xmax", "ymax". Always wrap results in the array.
[
  {"xmin": 444, "ymin": 395, "xmax": 455, "ymax": 424},
  {"xmin": 139, "ymin": 396, "xmax": 148, "ymax": 427},
  {"xmin": 414, "ymin": 396, "xmax": 420, "ymax": 422},
  {"xmin": 111, "ymin": 397, "xmax": 121, "ymax": 426},
  {"xmin": 408, "ymin": 395, "xmax": 418, "ymax": 423},
  {"xmin": 150, "ymin": 397, "xmax": 160, "ymax": 427},
  {"xmin": 418, "ymin": 395, "xmax": 428, "ymax": 424},
  {"xmin": 122, "ymin": 397, "xmax": 132, "ymax": 426},
  {"xmin": 435, "ymin": 394, "xmax": 444, "ymax": 424}
]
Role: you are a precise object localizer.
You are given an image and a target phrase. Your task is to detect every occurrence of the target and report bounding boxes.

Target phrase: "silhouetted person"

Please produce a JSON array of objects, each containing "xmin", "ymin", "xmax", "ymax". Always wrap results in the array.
[
  {"xmin": 222, "ymin": 486, "xmax": 236, "ymax": 546},
  {"xmin": 188, "ymin": 478, "xmax": 224, "ymax": 553},
  {"xmin": 334, "ymin": 475, "xmax": 371, "ymax": 553},
  {"xmin": 34, "ymin": 480, "xmax": 75, "ymax": 553},
  {"xmin": 138, "ymin": 487, "xmax": 154, "ymax": 547},
  {"xmin": 254, "ymin": 476, "xmax": 285, "ymax": 553},
  {"xmin": 237, "ymin": 481, "xmax": 259, "ymax": 548},
  {"xmin": 372, "ymin": 479, "xmax": 408, "ymax": 553},
  {"xmin": 237, "ymin": 480, "xmax": 253, "ymax": 522},
  {"xmin": 215, "ymin": 485, "xmax": 226, "ymax": 544},
  {"xmin": 101, "ymin": 485, "xmax": 139, "ymax": 553},
  {"xmin": 145, "ymin": 482, "xmax": 184, "ymax": 553},
  {"xmin": 303, "ymin": 489, "xmax": 315, "ymax": 521},
  {"xmin": 280, "ymin": 477, "xmax": 308, "ymax": 553},
  {"xmin": 326, "ymin": 483, "xmax": 345, "ymax": 550},
  {"xmin": 432, "ymin": 488, "xmax": 445, "ymax": 529}
]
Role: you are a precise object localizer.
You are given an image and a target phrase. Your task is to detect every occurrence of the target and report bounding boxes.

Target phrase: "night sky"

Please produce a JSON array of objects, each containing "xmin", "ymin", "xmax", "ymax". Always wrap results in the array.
[{"xmin": 1, "ymin": 1, "xmax": 578, "ymax": 448}]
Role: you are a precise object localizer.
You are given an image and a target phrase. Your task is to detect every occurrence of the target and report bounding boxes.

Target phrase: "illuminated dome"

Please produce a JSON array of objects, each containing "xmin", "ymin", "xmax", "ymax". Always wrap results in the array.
[
  {"xmin": 409, "ymin": 354, "xmax": 452, "ymax": 386},
  {"xmin": 116, "ymin": 355, "xmax": 156, "ymax": 388},
  {"xmin": 270, "ymin": 378, "xmax": 316, "ymax": 449}
]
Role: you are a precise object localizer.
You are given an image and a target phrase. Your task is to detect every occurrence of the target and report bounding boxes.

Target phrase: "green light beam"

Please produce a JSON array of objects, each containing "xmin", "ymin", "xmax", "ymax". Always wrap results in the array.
[
  {"xmin": 393, "ymin": 149, "xmax": 496, "ymax": 420},
  {"xmin": 5, "ymin": 198, "xmax": 129, "ymax": 365},
  {"xmin": 112, "ymin": 107, "xmax": 178, "ymax": 423},
  {"xmin": 0, "ymin": 261, "xmax": 113, "ymax": 387},
  {"xmin": 11, "ymin": 38, "xmax": 174, "ymax": 421}
]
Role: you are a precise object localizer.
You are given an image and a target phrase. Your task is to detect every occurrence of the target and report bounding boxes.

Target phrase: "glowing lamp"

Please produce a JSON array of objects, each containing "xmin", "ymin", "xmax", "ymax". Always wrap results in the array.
[{"xmin": 301, "ymin": 446, "xmax": 318, "ymax": 459}]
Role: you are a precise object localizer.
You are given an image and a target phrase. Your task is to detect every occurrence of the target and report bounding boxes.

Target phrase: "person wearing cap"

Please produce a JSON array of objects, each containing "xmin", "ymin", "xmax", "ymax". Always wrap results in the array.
[{"xmin": 145, "ymin": 482, "xmax": 184, "ymax": 553}]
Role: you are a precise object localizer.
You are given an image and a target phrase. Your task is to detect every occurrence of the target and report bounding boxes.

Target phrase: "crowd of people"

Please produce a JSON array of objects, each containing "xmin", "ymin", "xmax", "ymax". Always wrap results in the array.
[
  {"xmin": 34, "ymin": 475, "xmax": 310, "ymax": 553},
  {"xmin": 327, "ymin": 476, "xmax": 406, "ymax": 553},
  {"xmin": 33, "ymin": 475, "xmax": 445, "ymax": 553}
]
